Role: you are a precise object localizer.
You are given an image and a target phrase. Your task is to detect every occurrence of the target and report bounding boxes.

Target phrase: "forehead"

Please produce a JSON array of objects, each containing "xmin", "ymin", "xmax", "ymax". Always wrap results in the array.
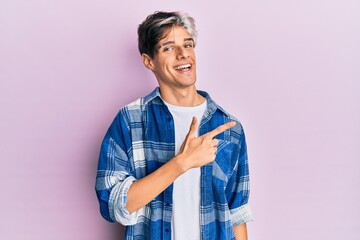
[{"xmin": 158, "ymin": 26, "xmax": 192, "ymax": 44}]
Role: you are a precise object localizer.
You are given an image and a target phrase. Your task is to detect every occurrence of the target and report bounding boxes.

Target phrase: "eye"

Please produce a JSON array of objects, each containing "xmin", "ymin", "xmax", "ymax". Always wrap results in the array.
[
  {"xmin": 163, "ymin": 46, "xmax": 174, "ymax": 52},
  {"xmin": 185, "ymin": 43, "xmax": 194, "ymax": 48}
]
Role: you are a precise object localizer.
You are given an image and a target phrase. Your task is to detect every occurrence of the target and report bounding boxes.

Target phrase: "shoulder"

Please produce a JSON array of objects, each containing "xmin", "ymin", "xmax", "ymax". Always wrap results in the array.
[
  {"xmin": 210, "ymin": 101, "xmax": 246, "ymax": 145},
  {"xmin": 228, "ymin": 113, "xmax": 245, "ymax": 134},
  {"xmin": 115, "ymin": 87, "xmax": 161, "ymax": 121},
  {"xmin": 209, "ymin": 100, "xmax": 245, "ymax": 133},
  {"xmin": 200, "ymin": 90, "xmax": 245, "ymax": 131},
  {"xmin": 114, "ymin": 97, "xmax": 144, "ymax": 126}
]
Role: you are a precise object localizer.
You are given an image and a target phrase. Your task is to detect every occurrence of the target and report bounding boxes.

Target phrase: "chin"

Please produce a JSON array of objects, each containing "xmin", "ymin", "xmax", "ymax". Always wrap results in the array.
[{"xmin": 179, "ymin": 79, "xmax": 197, "ymax": 88}]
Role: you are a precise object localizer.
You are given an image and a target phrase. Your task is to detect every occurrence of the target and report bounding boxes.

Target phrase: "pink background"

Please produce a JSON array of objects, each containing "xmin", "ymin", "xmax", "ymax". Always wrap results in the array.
[{"xmin": 1, "ymin": 0, "xmax": 359, "ymax": 239}]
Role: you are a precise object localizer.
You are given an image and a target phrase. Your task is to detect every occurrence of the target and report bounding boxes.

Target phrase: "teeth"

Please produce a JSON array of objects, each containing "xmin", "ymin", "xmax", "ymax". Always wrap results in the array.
[{"xmin": 175, "ymin": 64, "xmax": 191, "ymax": 70}]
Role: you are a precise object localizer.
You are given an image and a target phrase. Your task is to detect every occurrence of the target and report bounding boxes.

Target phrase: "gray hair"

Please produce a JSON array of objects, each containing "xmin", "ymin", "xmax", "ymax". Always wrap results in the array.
[{"xmin": 137, "ymin": 11, "xmax": 198, "ymax": 58}]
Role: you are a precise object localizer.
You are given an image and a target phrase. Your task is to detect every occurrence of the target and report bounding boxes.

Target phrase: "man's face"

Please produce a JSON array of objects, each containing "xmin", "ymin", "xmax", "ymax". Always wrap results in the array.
[{"xmin": 144, "ymin": 26, "xmax": 197, "ymax": 91}]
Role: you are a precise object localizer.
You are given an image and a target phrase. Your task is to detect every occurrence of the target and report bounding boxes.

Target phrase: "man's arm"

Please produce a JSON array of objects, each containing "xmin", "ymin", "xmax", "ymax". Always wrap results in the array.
[
  {"xmin": 226, "ymin": 123, "xmax": 252, "ymax": 238},
  {"xmin": 126, "ymin": 117, "xmax": 235, "ymax": 213},
  {"xmin": 233, "ymin": 223, "xmax": 248, "ymax": 240}
]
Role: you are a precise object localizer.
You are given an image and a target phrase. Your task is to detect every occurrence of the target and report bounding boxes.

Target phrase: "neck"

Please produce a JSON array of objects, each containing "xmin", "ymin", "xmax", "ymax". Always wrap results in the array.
[{"xmin": 159, "ymin": 85, "xmax": 205, "ymax": 107}]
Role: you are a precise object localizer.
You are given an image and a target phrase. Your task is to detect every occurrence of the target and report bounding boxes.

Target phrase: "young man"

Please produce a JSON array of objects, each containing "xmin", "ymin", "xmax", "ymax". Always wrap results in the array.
[{"xmin": 96, "ymin": 11, "xmax": 252, "ymax": 240}]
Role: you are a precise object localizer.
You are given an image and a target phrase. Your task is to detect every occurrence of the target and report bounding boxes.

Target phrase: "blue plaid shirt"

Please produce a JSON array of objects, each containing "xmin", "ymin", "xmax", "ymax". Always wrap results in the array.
[{"xmin": 96, "ymin": 88, "xmax": 252, "ymax": 240}]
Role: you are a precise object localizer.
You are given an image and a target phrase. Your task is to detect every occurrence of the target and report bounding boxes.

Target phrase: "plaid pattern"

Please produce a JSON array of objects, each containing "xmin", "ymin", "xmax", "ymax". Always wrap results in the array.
[{"xmin": 96, "ymin": 88, "xmax": 252, "ymax": 240}]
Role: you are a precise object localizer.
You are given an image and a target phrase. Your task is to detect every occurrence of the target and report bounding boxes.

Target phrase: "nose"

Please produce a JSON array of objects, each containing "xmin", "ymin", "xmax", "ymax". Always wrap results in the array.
[{"xmin": 177, "ymin": 47, "xmax": 189, "ymax": 59}]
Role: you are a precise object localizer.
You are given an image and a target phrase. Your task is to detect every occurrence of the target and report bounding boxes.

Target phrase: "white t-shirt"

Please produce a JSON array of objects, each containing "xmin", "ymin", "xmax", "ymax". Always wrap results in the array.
[{"xmin": 164, "ymin": 100, "xmax": 207, "ymax": 240}]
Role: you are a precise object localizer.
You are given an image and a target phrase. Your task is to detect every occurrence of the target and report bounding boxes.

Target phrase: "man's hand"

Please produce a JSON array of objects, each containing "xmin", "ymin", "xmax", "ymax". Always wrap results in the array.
[{"xmin": 178, "ymin": 117, "xmax": 236, "ymax": 172}]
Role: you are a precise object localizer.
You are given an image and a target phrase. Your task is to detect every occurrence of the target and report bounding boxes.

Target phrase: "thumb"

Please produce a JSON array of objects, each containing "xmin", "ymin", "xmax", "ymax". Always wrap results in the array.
[
  {"xmin": 180, "ymin": 117, "xmax": 197, "ymax": 152},
  {"xmin": 180, "ymin": 117, "xmax": 198, "ymax": 153},
  {"xmin": 184, "ymin": 117, "xmax": 197, "ymax": 142},
  {"xmin": 187, "ymin": 116, "xmax": 198, "ymax": 138}
]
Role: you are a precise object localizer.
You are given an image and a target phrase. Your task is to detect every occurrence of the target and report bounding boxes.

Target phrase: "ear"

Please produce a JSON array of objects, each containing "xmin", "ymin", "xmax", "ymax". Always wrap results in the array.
[{"xmin": 141, "ymin": 53, "xmax": 155, "ymax": 71}]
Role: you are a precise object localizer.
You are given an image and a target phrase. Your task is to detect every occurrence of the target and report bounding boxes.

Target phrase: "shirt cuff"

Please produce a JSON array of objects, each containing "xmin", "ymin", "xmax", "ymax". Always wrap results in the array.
[
  {"xmin": 230, "ymin": 203, "xmax": 253, "ymax": 226},
  {"xmin": 109, "ymin": 176, "xmax": 141, "ymax": 225}
]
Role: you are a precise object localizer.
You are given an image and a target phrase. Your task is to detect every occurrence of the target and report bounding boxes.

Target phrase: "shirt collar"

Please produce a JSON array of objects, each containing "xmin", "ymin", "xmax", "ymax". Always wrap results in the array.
[{"xmin": 142, "ymin": 87, "xmax": 229, "ymax": 117}]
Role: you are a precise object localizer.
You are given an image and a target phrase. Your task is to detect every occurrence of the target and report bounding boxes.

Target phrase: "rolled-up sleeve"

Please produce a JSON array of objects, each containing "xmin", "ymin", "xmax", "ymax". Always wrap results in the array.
[
  {"xmin": 109, "ymin": 176, "xmax": 140, "ymax": 225},
  {"xmin": 95, "ymin": 112, "xmax": 142, "ymax": 225},
  {"xmin": 226, "ymin": 127, "xmax": 253, "ymax": 226}
]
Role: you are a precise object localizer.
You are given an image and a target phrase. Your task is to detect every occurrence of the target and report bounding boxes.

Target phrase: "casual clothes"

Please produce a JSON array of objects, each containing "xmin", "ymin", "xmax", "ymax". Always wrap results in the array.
[
  {"xmin": 95, "ymin": 87, "xmax": 252, "ymax": 240},
  {"xmin": 164, "ymin": 99, "xmax": 207, "ymax": 240}
]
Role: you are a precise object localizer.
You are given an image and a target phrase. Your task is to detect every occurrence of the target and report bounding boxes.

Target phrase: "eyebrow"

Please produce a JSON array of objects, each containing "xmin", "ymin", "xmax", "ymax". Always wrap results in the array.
[
  {"xmin": 184, "ymin": 38, "xmax": 194, "ymax": 42},
  {"xmin": 159, "ymin": 38, "xmax": 194, "ymax": 48}
]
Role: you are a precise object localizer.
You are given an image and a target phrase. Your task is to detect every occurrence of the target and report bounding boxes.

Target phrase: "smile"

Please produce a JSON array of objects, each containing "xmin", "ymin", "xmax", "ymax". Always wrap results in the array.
[{"xmin": 174, "ymin": 64, "xmax": 192, "ymax": 71}]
